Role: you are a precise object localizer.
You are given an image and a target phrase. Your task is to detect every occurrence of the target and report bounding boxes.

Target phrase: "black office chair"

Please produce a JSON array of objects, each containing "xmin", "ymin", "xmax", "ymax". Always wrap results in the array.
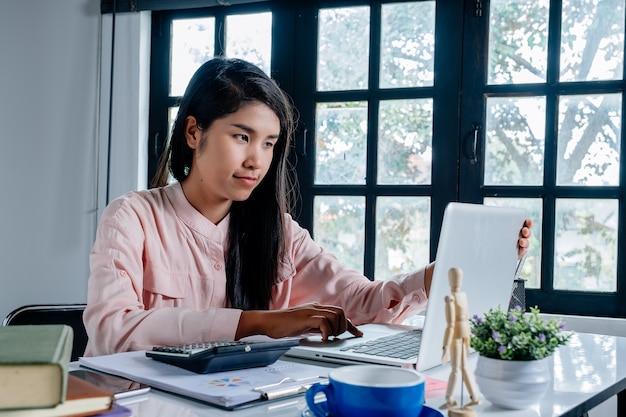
[{"xmin": 3, "ymin": 304, "xmax": 88, "ymax": 361}]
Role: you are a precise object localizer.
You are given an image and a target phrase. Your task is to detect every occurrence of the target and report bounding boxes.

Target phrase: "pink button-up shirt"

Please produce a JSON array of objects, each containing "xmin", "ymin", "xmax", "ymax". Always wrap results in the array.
[{"xmin": 84, "ymin": 183, "xmax": 428, "ymax": 356}]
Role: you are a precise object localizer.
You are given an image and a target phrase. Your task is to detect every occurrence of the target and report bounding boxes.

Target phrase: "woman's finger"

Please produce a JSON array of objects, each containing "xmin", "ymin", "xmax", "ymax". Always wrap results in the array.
[
  {"xmin": 346, "ymin": 319, "xmax": 363, "ymax": 337},
  {"xmin": 306, "ymin": 304, "xmax": 348, "ymax": 336}
]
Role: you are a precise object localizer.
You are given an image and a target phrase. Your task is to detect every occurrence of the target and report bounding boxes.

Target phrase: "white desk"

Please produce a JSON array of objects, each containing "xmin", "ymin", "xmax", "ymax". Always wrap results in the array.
[
  {"xmin": 424, "ymin": 332, "xmax": 626, "ymax": 417},
  {"xmin": 98, "ymin": 332, "xmax": 626, "ymax": 417}
]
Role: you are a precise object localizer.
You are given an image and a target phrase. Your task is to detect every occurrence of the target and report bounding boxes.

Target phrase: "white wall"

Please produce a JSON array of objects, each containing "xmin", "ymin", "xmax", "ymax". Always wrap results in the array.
[{"xmin": 0, "ymin": 0, "xmax": 149, "ymax": 318}]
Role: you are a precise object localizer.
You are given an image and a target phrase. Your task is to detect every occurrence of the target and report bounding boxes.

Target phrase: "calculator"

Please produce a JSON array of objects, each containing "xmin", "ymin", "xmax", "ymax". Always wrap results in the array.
[{"xmin": 145, "ymin": 338, "xmax": 300, "ymax": 374}]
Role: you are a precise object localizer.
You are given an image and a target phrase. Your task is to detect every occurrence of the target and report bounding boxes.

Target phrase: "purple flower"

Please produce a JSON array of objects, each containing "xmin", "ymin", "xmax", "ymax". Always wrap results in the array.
[
  {"xmin": 473, "ymin": 314, "xmax": 483, "ymax": 324},
  {"xmin": 559, "ymin": 322, "xmax": 566, "ymax": 330},
  {"xmin": 509, "ymin": 315, "xmax": 517, "ymax": 322},
  {"xmin": 538, "ymin": 333, "xmax": 546, "ymax": 342},
  {"xmin": 492, "ymin": 331, "xmax": 500, "ymax": 341},
  {"xmin": 514, "ymin": 305, "xmax": 522, "ymax": 311},
  {"xmin": 497, "ymin": 345, "xmax": 506, "ymax": 353}
]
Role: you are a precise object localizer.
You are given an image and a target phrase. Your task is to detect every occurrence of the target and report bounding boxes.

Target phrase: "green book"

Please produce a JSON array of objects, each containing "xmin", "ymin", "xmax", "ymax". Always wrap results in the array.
[{"xmin": 0, "ymin": 325, "xmax": 74, "ymax": 410}]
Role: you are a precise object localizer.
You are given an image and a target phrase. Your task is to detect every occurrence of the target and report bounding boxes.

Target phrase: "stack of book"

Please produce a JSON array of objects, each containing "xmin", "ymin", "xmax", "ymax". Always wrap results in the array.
[{"xmin": 0, "ymin": 325, "xmax": 124, "ymax": 417}]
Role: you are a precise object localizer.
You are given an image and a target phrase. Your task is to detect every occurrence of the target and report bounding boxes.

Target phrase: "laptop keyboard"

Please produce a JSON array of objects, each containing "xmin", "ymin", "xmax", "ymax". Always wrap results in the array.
[{"xmin": 340, "ymin": 329, "xmax": 422, "ymax": 360}]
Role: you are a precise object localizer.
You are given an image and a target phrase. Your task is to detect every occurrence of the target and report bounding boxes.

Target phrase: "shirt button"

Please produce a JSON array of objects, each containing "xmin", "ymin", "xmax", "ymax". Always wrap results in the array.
[{"xmin": 213, "ymin": 262, "xmax": 223, "ymax": 270}]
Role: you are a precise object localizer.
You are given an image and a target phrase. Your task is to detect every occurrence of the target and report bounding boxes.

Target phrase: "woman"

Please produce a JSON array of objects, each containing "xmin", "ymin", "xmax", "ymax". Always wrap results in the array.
[{"xmin": 83, "ymin": 57, "xmax": 531, "ymax": 356}]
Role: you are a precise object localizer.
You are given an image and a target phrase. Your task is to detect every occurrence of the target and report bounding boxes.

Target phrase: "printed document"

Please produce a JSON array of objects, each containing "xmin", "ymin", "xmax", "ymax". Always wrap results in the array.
[{"xmin": 79, "ymin": 351, "xmax": 328, "ymax": 409}]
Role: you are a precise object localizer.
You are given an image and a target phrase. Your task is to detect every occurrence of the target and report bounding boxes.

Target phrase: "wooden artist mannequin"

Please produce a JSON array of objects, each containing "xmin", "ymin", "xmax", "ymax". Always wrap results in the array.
[{"xmin": 440, "ymin": 267, "xmax": 480, "ymax": 417}]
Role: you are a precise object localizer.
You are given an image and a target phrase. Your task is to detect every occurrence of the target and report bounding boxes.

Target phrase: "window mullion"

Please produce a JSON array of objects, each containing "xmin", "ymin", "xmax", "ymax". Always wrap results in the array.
[{"xmin": 362, "ymin": 2, "xmax": 382, "ymax": 279}]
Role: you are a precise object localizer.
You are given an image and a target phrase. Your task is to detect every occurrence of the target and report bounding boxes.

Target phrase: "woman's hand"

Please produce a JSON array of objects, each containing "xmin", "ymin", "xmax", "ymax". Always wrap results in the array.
[
  {"xmin": 235, "ymin": 302, "xmax": 363, "ymax": 341},
  {"xmin": 518, "ymin": 218, "xmax": 533, "ymax": 259}
]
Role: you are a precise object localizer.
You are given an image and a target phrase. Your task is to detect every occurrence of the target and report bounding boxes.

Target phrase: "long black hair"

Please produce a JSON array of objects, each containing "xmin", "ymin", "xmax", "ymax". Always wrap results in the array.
[{"xmin": 152, "ymin": 57, "xmax": 296, "ymax": 310}]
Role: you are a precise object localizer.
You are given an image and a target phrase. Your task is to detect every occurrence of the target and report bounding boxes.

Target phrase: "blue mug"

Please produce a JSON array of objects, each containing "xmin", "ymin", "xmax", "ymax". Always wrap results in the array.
[{"xmin": 305, "ymin": 365, "xmax": 425, "ymax": 417}]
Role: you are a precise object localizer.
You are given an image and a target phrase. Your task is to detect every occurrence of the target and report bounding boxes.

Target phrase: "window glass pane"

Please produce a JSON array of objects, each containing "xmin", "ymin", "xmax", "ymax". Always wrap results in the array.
[
  {"xmin": 168, "ymin": 107, "xmax": 178, "ymax": 139},
  {"xmin": 314, "ymin": 196, "xmax": 365, "ymax": 273},
  {"xmin": 560, "ymin": 0, "xmax": 624, "ymax": 82},
  {"xmin": 226, "ymin": 12, "xmax": 272, "ymax": 76},
  {"xmin": 554, "ymin": 199, "xmax": 617, "ymax": 292},
  {"xmin": 380, "ymin": 1, "xmax": 435, "ymax": 88},
  {"xmin": 377, "ymin": 99, "xmax": 432, "ymax": 185},
  {"xmin": 315, "ymin": 102, "xmax": 368, "ymax": 185},
  {"xmin": 375, "ymin": 197, "xmax": 430, "ymax": 280},
  {"xmin": 488, "ymin": 0, "xmax": 549, "ymax": 84},
  {"xmin": 557, "ymin": 94, "xmax": 621, "ymax": 186},
  {"xmin": 484, "ymin": 97, "xmax": 545, "ymax": 185},
  {"xmin": 163, "ymin": 107, "xmax": 179, "ymax": 185},
  {"xmin": 484, "ymin": 197, "xmax": 543, "ymax": 289},
  {"xmin": 170, "ymin": 18, "xmax": 215, "ymax": 97},
  {"xmin": 317, "ymin": 7, "xmax": 370, "ymax": 91}
]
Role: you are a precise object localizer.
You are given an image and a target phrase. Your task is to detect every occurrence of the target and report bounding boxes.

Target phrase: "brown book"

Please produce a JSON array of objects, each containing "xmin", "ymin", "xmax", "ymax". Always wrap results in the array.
[
  {"xmin": 0, "ymin": 375, "xmax": 114, "ymax": 417},
  {"xmin": 0, "ymin": 325, "xmax": 73, "ymax": 410}
]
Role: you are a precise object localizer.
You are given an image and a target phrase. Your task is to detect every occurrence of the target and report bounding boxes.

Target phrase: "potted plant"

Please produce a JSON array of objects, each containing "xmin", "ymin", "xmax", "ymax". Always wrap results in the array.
[{"xmin": 469, "ymin": 305, "xmax": 572, "ymax": 409}]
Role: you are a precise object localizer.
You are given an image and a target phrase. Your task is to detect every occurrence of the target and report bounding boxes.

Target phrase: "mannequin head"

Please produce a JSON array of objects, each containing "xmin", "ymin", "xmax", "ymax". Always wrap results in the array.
[{"xmin": 448, "ymin": 267, "xmax": 463, "ymax": 290}]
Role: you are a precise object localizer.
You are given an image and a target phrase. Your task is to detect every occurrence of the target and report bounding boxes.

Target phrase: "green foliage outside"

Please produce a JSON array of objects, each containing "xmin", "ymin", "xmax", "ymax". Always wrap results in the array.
[{"xmin": 171, "ymin": 1, "xmax": 623, "ymax": 287}]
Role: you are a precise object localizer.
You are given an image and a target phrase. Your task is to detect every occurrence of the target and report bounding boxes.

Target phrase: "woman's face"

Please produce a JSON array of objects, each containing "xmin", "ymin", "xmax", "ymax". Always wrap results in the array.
[{"xmin": 183, "ymin": 101, "xmax": 280, "ymax": 216}]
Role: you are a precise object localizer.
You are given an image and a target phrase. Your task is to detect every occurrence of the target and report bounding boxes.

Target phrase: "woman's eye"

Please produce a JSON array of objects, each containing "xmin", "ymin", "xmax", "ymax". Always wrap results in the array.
[
  {"xmin": 264, "ymin": 140, "xmax": 277, "ymax": 148},
  {"xmin": 235, "ymin": 134, "xmax": 249, "ymax": 142}
]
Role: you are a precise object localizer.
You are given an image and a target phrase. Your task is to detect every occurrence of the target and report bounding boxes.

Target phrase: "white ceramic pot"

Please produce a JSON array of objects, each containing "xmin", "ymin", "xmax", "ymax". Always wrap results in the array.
[{"xmin": 474, "ymin": 355, "xmax": 551, "ymax": 410}]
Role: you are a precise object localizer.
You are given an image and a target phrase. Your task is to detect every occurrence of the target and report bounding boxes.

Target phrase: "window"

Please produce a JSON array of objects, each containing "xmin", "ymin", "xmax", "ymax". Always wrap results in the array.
[
  {"xmin": 148, "ymin": 0, "xmax": 626, "ymax": 317},
  {"xmin": 293, "ymin": 1, "xmax": 455, "ymax": 282},
  {"xmin": 148, "ymin": 4, "xmax": 274, "ymax": 180},
  {"xmin": 309, "ymin": 3, "xmax": 436, "ymax": 279},
  {"xmin": 459, "ymin": 0, "xmax": 625, "ymax": 315}
]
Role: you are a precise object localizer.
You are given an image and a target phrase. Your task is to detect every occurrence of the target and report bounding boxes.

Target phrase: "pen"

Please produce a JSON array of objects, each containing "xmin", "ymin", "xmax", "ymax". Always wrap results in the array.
[
  {"xmin": 261, "ymin": 384, "xmax": 314, "ymax": 400},
  {"xmin": 253, "ymin": 376, "xmax": 327, "ymax": 401},
  {"xmin": 513, "ymin": 252, "xmax": 527, "ymax": 281}
]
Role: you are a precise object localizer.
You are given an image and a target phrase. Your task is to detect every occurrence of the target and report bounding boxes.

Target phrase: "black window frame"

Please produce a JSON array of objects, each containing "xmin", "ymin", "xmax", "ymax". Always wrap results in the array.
[{"xmin": 145, "ymin": 0, "xmax": 626, "ymax": 318}]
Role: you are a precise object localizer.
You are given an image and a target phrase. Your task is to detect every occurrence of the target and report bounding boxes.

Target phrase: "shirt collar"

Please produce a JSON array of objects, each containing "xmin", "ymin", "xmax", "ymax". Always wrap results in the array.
[{"xmin": 164, "ymin": 182, "xmax": 230, "ymax": 242}]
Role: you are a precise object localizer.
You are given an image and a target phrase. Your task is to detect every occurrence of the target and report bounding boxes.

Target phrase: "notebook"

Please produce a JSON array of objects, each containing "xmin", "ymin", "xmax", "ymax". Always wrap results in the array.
[{"xmin": 285, "ymin": 202, "xmax": 527, "ymax": 372}]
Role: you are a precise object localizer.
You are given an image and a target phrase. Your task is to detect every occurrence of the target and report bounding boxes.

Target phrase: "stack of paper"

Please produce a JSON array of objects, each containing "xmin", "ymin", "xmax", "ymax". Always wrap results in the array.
[{"xmin": 80, "ymin": 351, "xmax": 330, "ymax": 409}]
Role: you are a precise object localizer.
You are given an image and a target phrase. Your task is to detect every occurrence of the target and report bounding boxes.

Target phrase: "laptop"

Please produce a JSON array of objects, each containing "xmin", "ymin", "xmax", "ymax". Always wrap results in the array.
[{"xmin": 285, "ymin": 202, "xmax": 527, "ymax": 371}]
